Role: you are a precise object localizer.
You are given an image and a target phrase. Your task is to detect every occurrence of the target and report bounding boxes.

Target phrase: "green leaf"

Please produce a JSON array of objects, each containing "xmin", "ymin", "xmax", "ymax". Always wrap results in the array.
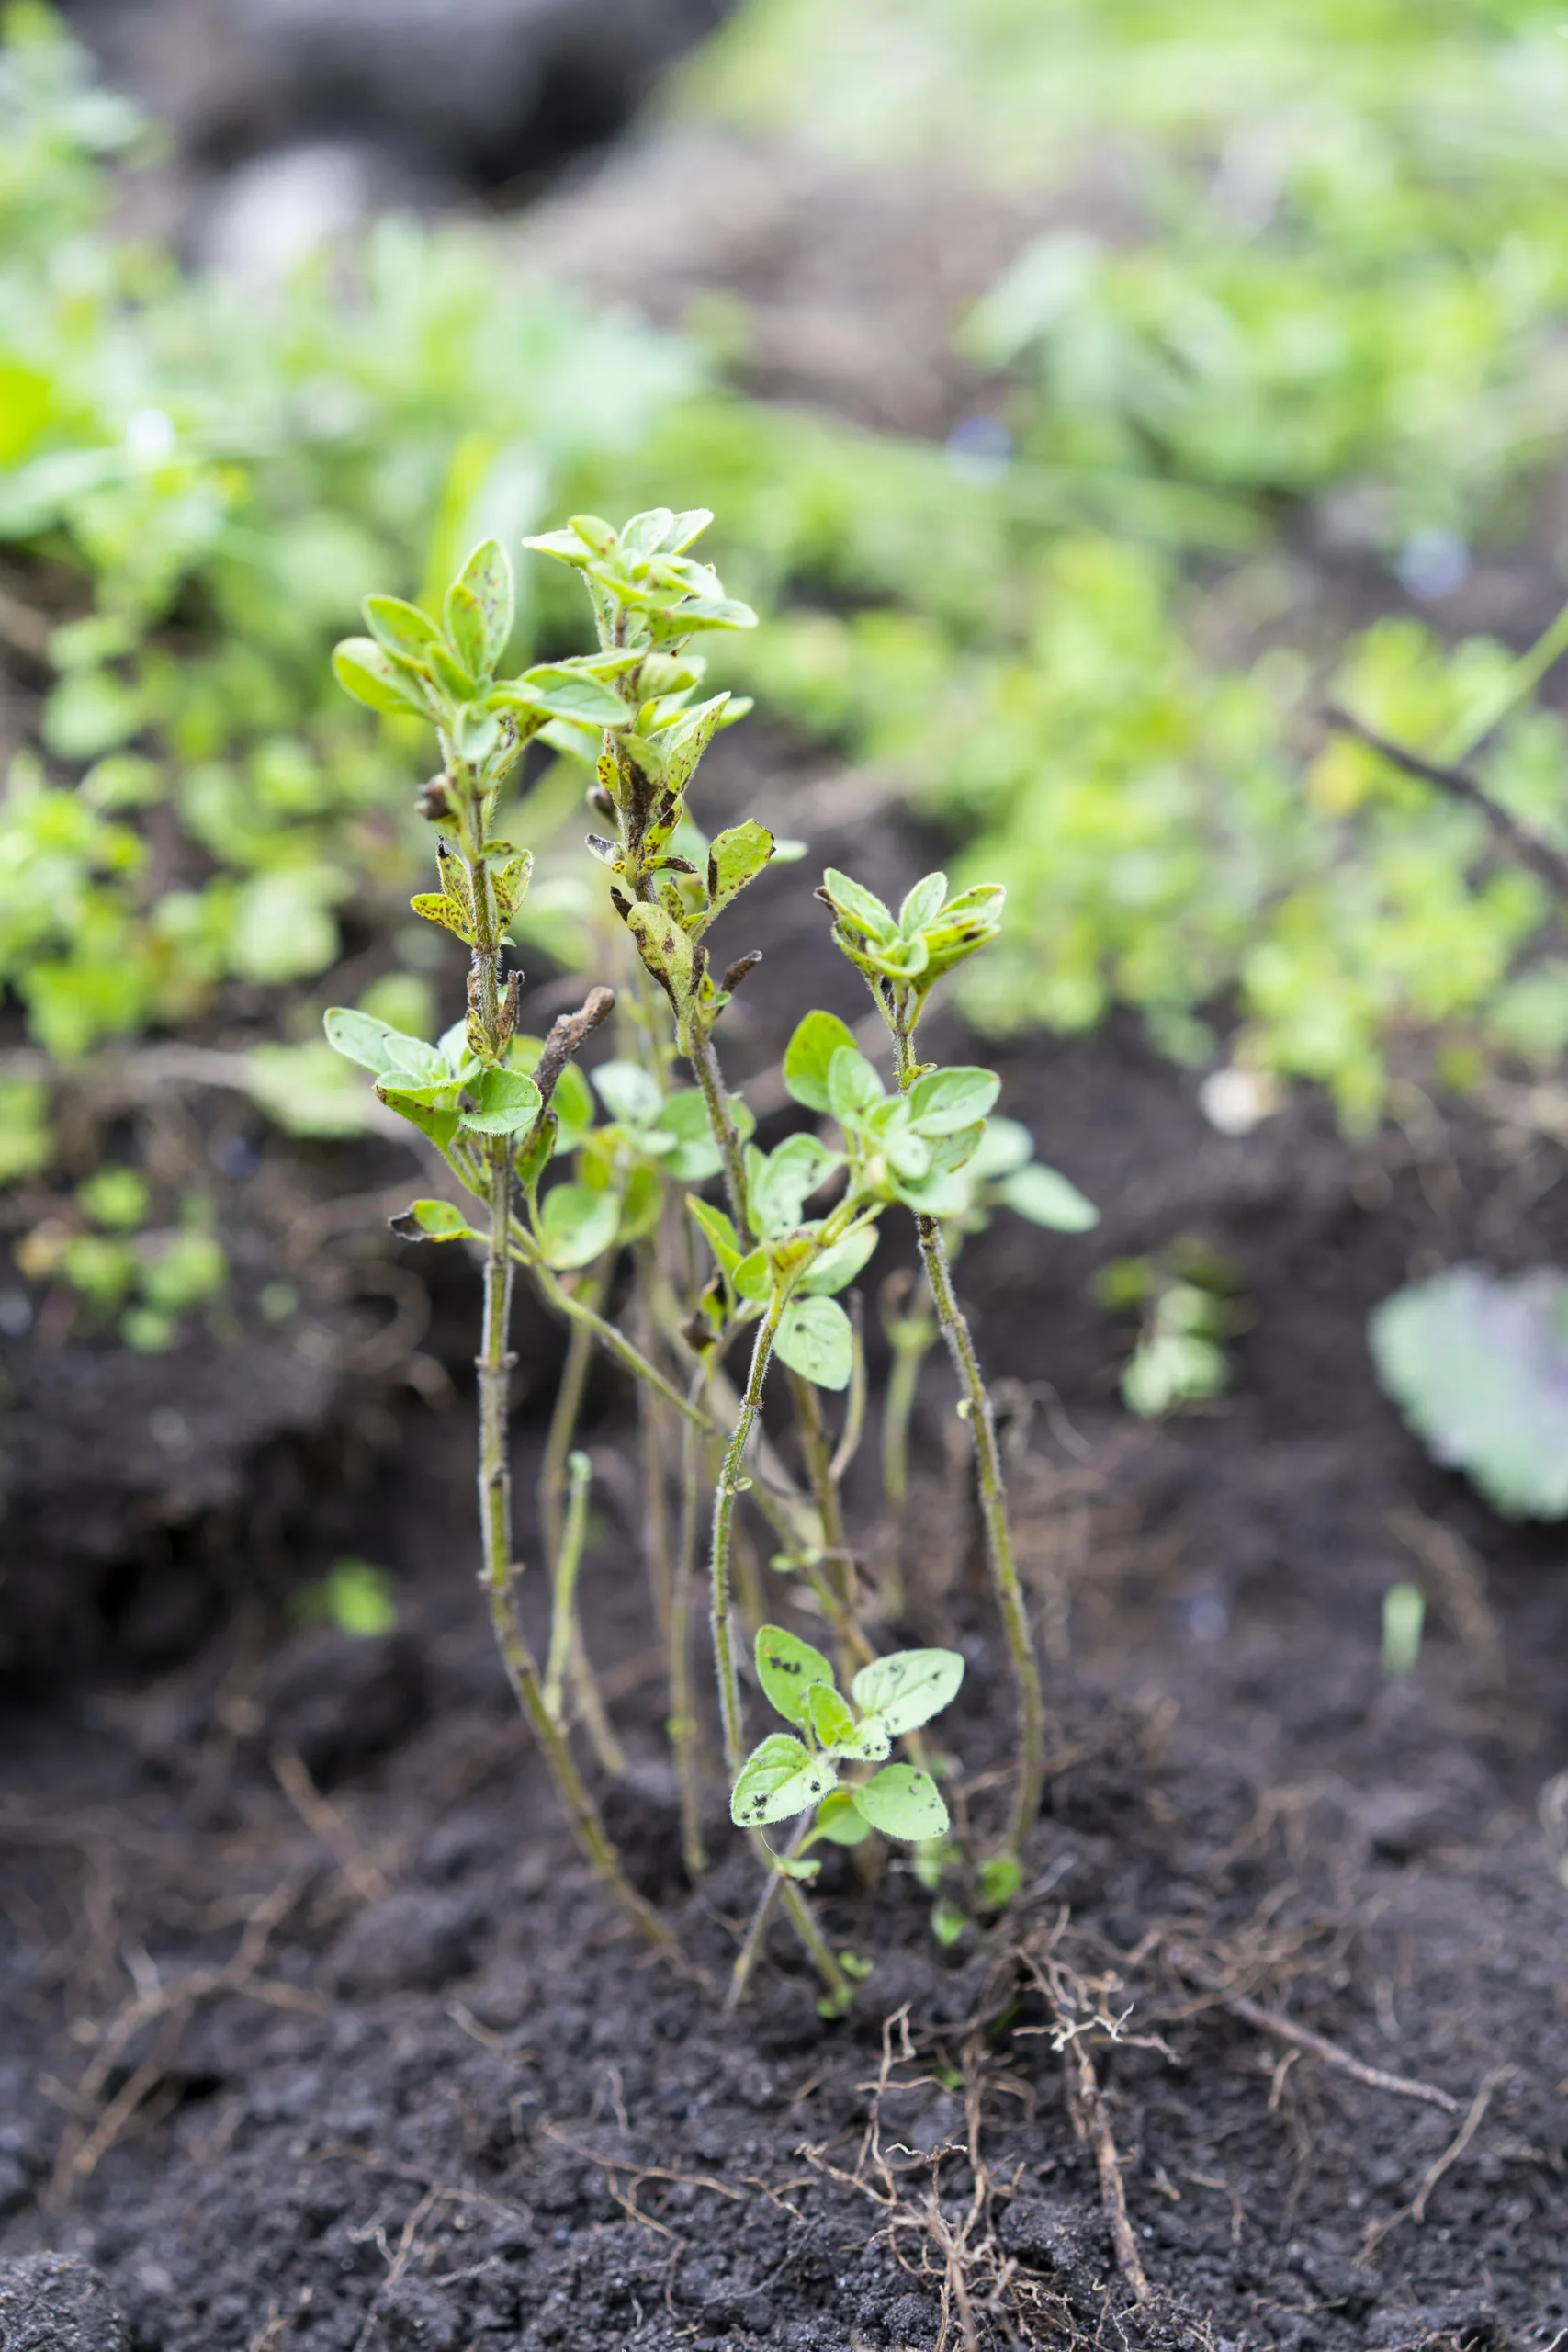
[
  {"xmin": 827, "ymin": 1045, "xmax": 884, "ymax": 1124},
  {"xmin": 851, "ymin": 1647, "xmax": 964, "ymax": 1736},
  {"xmin": 820, "ymin": 868, "xmax": 898, "ymax": 943},
  {"xmin": 750, "ymin": 1131, "xmax": 840, "ymax": 1238},
  {"xmin": 460, "ymin": 1067, "xmax": 543, "ymax": 1137},
  {"xmin": 390, "ymin": 1198, "xmax": 479, "ymax": 1242},
  {"xmin": 807, "ymin": 1683, "xmax": 892, "ymax": 1762},
  {"xmin": 592, "ymin": 1058, "xmax": 663, "ymax": 1127},
  {"xmin": 732, "ymin": 1247, "xmax": 772, "ymax": 1303},
  {"xmin": 625, "ymin": 902, "xmax": 696, "ymax": 1019},
  {"xmin": 523, "ymin": 526, "xmax": 594, "ymax": 566},
  {"xmin": 363, "ymin": 595, "xmax": 439, "ymax": 662},
  {"xmin": 729, "ymin": 1733, "xmax": 838, "ymax": 1829},
  {"xmin": 409, "ymin": 890, "xmax": 474, "ymax": 944},
  {"xmin": 997, "ymin": 1164, "xmax": 1100, "ymax": 1231},
  {"xmin": 323, "ymin": 1008, "xmax": 446, "ymax": 1086},
  {"xmin": 1370, "ymin": 1266, "xmax": 1568, "ymax": 1519},
  {"xmin": 455, "ymin": 538, "xmax": 514, "ymax": 671},
  {"xmin": 516, "ymin": 662, "xmax": 630, "ymax": 729},
  {"xmin": 799, "ymin": 1223, "xmax": 879, "ymax": 1295},
  {"xmin": 333, "ymin": 637, "xmax": 431, "ymax": 718},
  {"xmin": 659, "ymin": 595, "xmax": 758, "ymax": 635},
  {"xmin": 803, "ymin": 1682, "xmax": 857, "ymax": 1749},
  {"xmin": 705, "ymin": 819, "xmax": 774, "ymax": 917},
  {"xmin": 378, "ymin": 1091, "xmax": 460, "ymax": 1151},
  {"xmin": 444, "ymin": 580, "xmax": 489, "ymax": 681},
  {"xmin": 775, "ymin": 1295, "xmax": 853, "ymax": 1391},
  {"xmin": 539, "ymin": 1182, "xmax": 621, "ymax": 1270},
  {"xmin": 783, "ymin": 1010, "xmax": 860, "ymax": 1113},
  {"xmin": 850, "ymin": 1763, "xmax": 950, "ymax": 1843},
  {"xmin": 814, "ymin": 1788, "xmax": 873, "ymax": 1847},
  {"xmin": 660, "ymin": 692, "xmax": 731, "ymax": 795},
  {"xmin": 754, "ymin": 1624, "xmax": 836, "ymax": 1728},
  {"xmin": 899, "ymin": 873, "xmax": 948, "ymax": 933},
  {"xmin": 908, "ymin": 1066, "xmax": 1001, "ymax": 1136},
  {"xmin": 688, "ymin": 1195, "xmax": 743, "ymax": 1281}
]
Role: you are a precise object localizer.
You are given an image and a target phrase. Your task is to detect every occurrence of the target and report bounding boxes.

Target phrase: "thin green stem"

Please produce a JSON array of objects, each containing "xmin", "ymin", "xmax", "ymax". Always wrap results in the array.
[
  {"xmin": 727, "ymin": 1816, "xmax": 813, "ymax": 2011},
  {"xmin": 520, "ymin": 1246, "xmax": 710, "ymax": 1430},
  {"xmin": 892, "ymin": 1019, "xmax": 1043, "ymax": 1861},
  {"xmin": 687, "ymin": 1021, "xmax": 751, "ymax": 1241},
  {"xmin": 543, "ymin": 1446, "xmax": 592, "ymax": 1721},
  {"xmin": 540, "ymin": 1272, "xmax": 601, "ymax": 1582},
  {"xmin": 671, "ymin": 1369, "xmax": 708, "ymax": 1880},
  {"xmin": 461, "ymin": 834, "xmax": 667, "ymax": 1952},
  {"xmin": 709, "ymin": 1294, "xmax": 784, "ymax": 1775},
  {"xmin": 474, "ymin": 1146, "xmax": 668, "ymax": 1951}
]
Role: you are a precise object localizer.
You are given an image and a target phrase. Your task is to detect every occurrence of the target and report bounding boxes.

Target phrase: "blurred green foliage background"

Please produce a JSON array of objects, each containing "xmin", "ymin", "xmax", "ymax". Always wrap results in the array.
[{"xmin": 4, "ymin": 0, "xmax": 1568, "ymax": 1262}]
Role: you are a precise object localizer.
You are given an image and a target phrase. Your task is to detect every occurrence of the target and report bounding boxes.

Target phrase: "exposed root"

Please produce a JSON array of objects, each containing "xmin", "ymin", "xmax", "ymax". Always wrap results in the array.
[
  {"xmin": 1166, "ymin": 1944, "xmax": 1461, "ymax": 2115},
  {"xmin": 1358, "ymin": 2065, "xmax": 1511, "ymax": 2260}
]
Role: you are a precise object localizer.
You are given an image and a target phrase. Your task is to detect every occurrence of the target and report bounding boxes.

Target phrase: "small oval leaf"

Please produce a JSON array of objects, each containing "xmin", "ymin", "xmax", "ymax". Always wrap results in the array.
[{"xmin": 850, "ymin": 1763, "xmax": 950, "ymax": 1844}]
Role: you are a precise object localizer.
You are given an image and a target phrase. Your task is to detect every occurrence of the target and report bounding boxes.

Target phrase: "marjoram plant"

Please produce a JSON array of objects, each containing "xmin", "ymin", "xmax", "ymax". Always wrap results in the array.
[{"xmin": 323, "ymin": 505, "xmax": 1096, "ymax": 2007}]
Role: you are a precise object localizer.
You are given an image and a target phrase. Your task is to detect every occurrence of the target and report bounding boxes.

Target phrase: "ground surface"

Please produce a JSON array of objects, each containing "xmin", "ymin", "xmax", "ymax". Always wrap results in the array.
[{"xmin": 4, "ymin": 836, "xmax": 1568, "ymax": 2349}]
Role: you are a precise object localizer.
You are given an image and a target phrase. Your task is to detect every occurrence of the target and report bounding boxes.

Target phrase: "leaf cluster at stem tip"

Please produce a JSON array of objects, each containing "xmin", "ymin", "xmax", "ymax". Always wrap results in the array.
[{"xmin": 729, "ymin": 1624, "xmax": 964, "ymax": 1872}]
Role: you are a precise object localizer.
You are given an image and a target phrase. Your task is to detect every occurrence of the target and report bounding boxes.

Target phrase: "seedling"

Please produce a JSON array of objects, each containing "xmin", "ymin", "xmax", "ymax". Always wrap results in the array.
[
  {"xmin": 324, "ymin": 504, "xmax": 1094, "ymax": 1999},
  {"xmin": 1381, "ymin": 1581, "xmax": 1426, "ymax": 1678},
  {"xmin": 1095, "ymin": 1240, "xmax": 1244, "ymax": 1418}
]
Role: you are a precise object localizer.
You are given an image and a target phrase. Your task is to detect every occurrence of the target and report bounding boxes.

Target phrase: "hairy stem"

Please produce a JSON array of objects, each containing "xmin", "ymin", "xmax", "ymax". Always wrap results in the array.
[
  {"xmin": 462, "ymin": 834, "xmax": 667, "ymax": 1950},
  {"xmin": 687, "ymin": 1021, "xmax": 751, "ymax": 1242},
  {"xmin": 475, "ymin": 1145, "xmax": 665, "ymax": 1948},
  {"xmin": 892, "ymin": 1023, "xmax": 1043, "ymax": 1860}
]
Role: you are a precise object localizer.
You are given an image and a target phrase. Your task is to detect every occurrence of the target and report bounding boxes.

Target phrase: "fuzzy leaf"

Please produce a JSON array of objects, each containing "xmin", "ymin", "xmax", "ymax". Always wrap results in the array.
[
  {"xmin": 455, "ymin": 538, "xmax": 514, "ymax": 670},
  {"xmin": 820, "ymin": 867, "xmax": 898, "ymax": 944},
  {"xmin": 908, "ymin": 1066, "xmax": 1001, "ymax": 1136},
  {"xmin": 688, "ymin": 1195, "xmax": 744, "ymax": 1281},
  {"xmin": 799, "ymin": 1223, "xmax": 879, "ymax": 1296},
  {"xmin": 363, "ymin": 595, "xmax": 439, "ymax": 662},
  {"xmin": 814, "ymin": 1788, "xmax": 873, "ymax": 1846},
  {"xmin": 898, "ymin": 872, "xmax": 948, "ymax": 933},
  {"xmin": 997, "ymin": 1164, "xmax": 1100, "ymax": 1231},
  {"xmin": 378, "ymin": 1091, "xmax": 460, "ymax": 1150},
  {"xmin": 754, "ymin": 1624, "xmax": 836, "ymax": 1729},
  {"xmin": 516, "ymin": 662, "xmax": 630, "ymax": 728},
  {"xmin": 444, "ymin": 580, "xmax": 489, "ymax": 681},
  {"xmin": 851, "ymin": 1647, "xmax": 965, "ymax": 1736},
  {"xmin": 705, "ymin": 819, "xmax": 774, "ymax": 916},
  {"xmin": 409, "ymin": 889, "xmax": 473, "ymax": 943},
  {"xmin": 333, "ymin": 637, "xmax": 430, "ymax": 718},
  {"xmin": 625, "ymin": 902, "xmax": 696, "ymax": 1016},
  {"xmin": 783, "ymin": 1010, "xmax": 860, "ymax": 1113},
  {"xmin": 592, "ymin": 1058, "xmax": 663, "ymax": 1127},
  {"xmin": 806, "ymin": 1683, "xmax": 891, "ymax": 1762},
  {"xmin": 775, "ymin": 1295, "xmax": 853, "ymax": 1391},
  {"xmin": 827, "ymin": 1045, "xmax": 884, "ymax": 1124},
  {"xmin": 391, "ymin": 1198, "xmax": 479, "ymax": 1242},
  {"xmin": 539, "ymin": 1182, "xmax": 620, "ymax": 1270},
  {"xmin": 460, "ymin": 1068, "xmax": 542, "ymax": 1137},
  {"xmin": 750, "ymin": 1131, "xmax": 839, "ymax": 1238},
  {"xmin": 850, "ymin": 1763, "xmax": 950, "ymax": 1844},
  {"xmin": 323, "ymin": 1008, "xmax": 446, "ymax": 1086},
  {"xmin": 729, "ymin": 1733, "xmax": 839, "ymax": 1828},
  {"xmin": 1370, "ymin": 1265, "xmax": 1568, "ymax": 1519}
]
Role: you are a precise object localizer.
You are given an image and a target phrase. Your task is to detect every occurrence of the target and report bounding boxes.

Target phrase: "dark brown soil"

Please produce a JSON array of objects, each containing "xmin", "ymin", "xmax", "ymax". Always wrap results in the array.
[{"xmin": 4, "ymin": 793, "xmax": 1568, "ymax": 2351}]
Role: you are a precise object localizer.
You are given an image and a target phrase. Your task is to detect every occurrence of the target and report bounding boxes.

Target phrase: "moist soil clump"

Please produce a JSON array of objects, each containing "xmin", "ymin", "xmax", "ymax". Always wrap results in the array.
[{"xmin": 3, "ymin": 967, "xmax": 1568, "ymax": 2349}]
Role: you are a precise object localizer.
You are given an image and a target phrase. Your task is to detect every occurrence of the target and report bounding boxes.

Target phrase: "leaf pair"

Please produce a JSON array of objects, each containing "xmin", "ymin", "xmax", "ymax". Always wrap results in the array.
[
  {"xmin": 333, "ymin": 538, "xmax": 630, "ymax": 752},
  {"xmin": 817, "ymin": 866, "xmax": 1004, "ymax": 1000},
  {"xmin": 322, "ymin": 1006, "xmax": 541, "ymax": 1148},
  {"xmin": 728, "ymin": 1625, "xmax": 964, "ymax": 1842}
]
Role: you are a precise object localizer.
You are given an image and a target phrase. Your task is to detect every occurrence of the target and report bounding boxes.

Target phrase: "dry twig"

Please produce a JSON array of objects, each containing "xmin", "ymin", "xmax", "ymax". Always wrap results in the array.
[{"xmin": 1167, "ymin": 1946, "xmax": 1461, "ymax": 2115}]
